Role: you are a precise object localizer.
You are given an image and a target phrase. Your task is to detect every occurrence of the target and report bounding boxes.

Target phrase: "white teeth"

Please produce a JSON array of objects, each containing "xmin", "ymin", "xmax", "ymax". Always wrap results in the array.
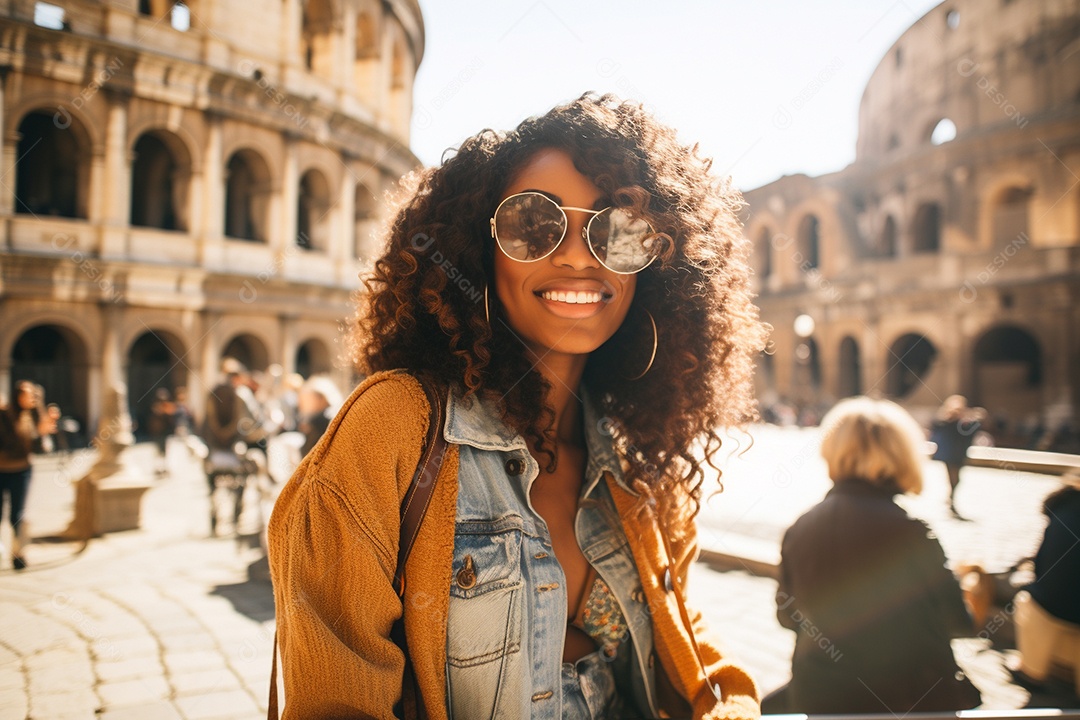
[{"xmin": 540, "ymin": 290, "xmax": 603, "ymax": 304}]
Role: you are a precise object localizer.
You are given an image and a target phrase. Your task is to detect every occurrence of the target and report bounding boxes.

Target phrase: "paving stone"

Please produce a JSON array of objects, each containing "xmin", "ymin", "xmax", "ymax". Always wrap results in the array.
[
  {"xmin": 0, "ymin": 603, "xmax": 78, "ymax": 656},
  {"xmin": 173, "ymin": 688, "xmax": 261, "ymax": 719},
  {"xmin": 164, "ymin": 649, "xmax": 228, "ymax": 675},
  {"xmin": 99, "ymin": 700, "xmax": 184, "ymax": 720},
  {"xmin": 97, "ymin": 675, "xmax": 170, "ymax": 706},
  {"xmin": 26, "ymin": 646, "xmax": 94, "ymax": 696},
  {"xmin": 0, "ymin": 688, "xmax": 28, "ymax": 720},
  {"xmin": 171, "ymin": 668, "xmax": 241, "ymax": 695},
  {"xmin": 95, "ymin": 656, "xmax": 165, "ymax": 683},
  {"xmin": 91, "ymin": 634, "xmax": 159, "ymax": 662},
  {"xmin": 27, "ymin": 689, "xmax": 99, "ymax": 718},
  {"xmin": 159, "ymin": 631, "xmax": 219, "ymax": 653}
]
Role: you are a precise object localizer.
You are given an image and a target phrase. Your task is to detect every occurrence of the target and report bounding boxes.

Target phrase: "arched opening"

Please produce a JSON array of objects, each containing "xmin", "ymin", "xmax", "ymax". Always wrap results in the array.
[
  {"xmin": 296, "ymin": 338, "xmax": 332, "ymax": 378},
  {"xmin": 992, "ymin": 186, "xmax": 1033, "ymax": 246},
  {"xmin": 11, "ymin": 325, "xmax": 90, "ymax": 439},
  {"xmin": 224, "ymin": 149, "xmax": 270, "ymax": 242},
  {"xmin": 15, "ymin": 111, "xmax": 87, "ymax": 218},
  {"xmin": 131, "ymin": 132, "xmax": 189, "ymax": 231},
  {"xmin": 126, "ymin": 330, "xmax": 188, "ymax": 441},
  {"xmin": 838, "ymin": 336, "xmax": 861, "ymax": 398},
  {"xmin": 301, "ymin": 0, "xmax": 335, "ymax": 77},
  {"xmin": 391, "ymin": 41, "xmax": 406, "ymax": 90},
  {"xmin": 755, "ymin": 227, "xmax": 773, "ymax": 279},
  {"xmin": 354, "ymin": 182, "xmax": 377, "ymax": 259},
  {"xmin": 170, "ymin": 2, "xmax": 190, "ymax": 31},
  {"xmin": 297, "ymin": 169, "xmax": 331, "ymax": 251},
  {"xmin": 877, "ymin": 215, "xmax": 897, "ymax": 258},
  {"xmin": 222, "ymin": 334, "xmax": 270, "ymax": 373},
  {"xmin": 355, "ymin": 12, "xmax": 376, "ymax": 59},
  {"xmin": 912, "ymin": 202, "xmax": 941, "ymax": 253},
  {"xmin": 797, "ymin": 214, "xmax": 820, "ymax": 270},
  {"xmin": 930, "ymin": 118, "xmax": 957, "ymax": 145},
  {"xmin": 973, "ymin": 325, "xmax": 1042, "ymax": 434},
  {"xmin": 886, "ymin": 333, "xmax": 937, "ymax": 398}
]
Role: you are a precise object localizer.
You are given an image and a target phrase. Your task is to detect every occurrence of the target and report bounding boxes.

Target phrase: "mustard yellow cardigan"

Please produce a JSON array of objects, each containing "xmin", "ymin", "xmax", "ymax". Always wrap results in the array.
[{"xmin": 268, "ymin": 372, "xmax": 760, "ymax": 719}]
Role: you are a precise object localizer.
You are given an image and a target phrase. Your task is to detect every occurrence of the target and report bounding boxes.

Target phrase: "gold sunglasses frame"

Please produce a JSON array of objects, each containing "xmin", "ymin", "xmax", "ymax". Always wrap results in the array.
[{"xmin": 489, "ymin": 191, "xmax": 658, "ymax": 275}]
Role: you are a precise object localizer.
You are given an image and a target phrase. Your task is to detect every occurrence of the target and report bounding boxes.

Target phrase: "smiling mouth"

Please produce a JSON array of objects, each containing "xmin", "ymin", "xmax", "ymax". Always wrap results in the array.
[{"xmin": 537, "ymin": 289, "xmax": 610, "ymax": 304}]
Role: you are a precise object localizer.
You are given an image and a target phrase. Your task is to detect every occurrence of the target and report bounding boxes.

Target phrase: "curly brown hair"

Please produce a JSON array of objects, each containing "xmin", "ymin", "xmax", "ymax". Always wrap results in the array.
[{"xmin": 356, "ymin": 93, "xmax": 767, "ymax": 509}]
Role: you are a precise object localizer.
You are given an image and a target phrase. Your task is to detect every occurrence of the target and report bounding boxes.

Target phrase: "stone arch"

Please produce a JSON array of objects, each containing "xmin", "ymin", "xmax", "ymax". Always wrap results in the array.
[
  {"xmin": 355, "ymin": 10, "xmax": 377, "ymax": 59},
  {"xmin": 297, "ymin": 167, "xmax": 332, "ymax": 251},
  {"xmin": 782, "ymin": 197, "xmax": 844, "ymax": 279},
  {"xmin": 911, "ymin": 201, "xmax": 942, "ymax": 253},
  {"xmin": 838, "ymin": 336, "xmax": 862, "ymax": 398},
  {"xmin": 794, "ymin": 335, "xmax": 822, "ymax": 393},
  {"xmin": 885, "ymin": 332, "xmax": 938, "ymax": 399},
  {"xmin": 971, "ymin": 324, "xmax": 1042, "ymax": 423},
  {"xmin": 125, "ymin": 329, "xmax": 188, "ymax": 439},
  {"xmin": 13, "ymin": 107, "xmax": 94, "ymax": 219},
  {"xmin": 354, "ymin": 180, "xmax": 378, "ymax": 259},
  {"xmin": 752, "ymin": 225, "xmax": 774, "ymax": 280},
  {"xmin": 302, "ymin": 0, "xmax": 339, "ymax": 77},
  {"xmin": 223, "ymin": 148, "xmax": 273, "ymax": 242},
  {"xmin": 929, "ymin": 117, "xmax": 957, "ymax": 145},
  {"xmin": 796, "ymin": 214, "xmax": 821, "ymax": 270},
  {"xmin": 979, "ymin": 173, "xmax": 1036, "ymax": 248},
  {"xmin": 130, "ymin": 129, "xmax": 194, "ymax": 231},
  {"xmin": 876, "ymin": 214, "xmax": 898, "ymax": 258},
  {"xmin": 9, "ymin": 323, "xmax": 92, "ymax": 433},
  {"xmin": 222, "ymin": 333, "xmax": 271, "ymax": 373},
  {"xmin": 295, "ymin": 337, "xmax": 333, "ymax": 378}
]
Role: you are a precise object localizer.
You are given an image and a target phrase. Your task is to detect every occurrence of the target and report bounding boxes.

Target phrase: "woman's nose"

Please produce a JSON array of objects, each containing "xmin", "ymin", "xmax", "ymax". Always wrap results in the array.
[{"xmin": 551, "ymin": 210, "xmax": 598, "ymax": 270}]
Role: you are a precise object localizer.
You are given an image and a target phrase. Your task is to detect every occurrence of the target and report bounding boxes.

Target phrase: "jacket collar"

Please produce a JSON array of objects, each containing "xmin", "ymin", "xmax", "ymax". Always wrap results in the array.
[{"xmin": 442, "ymin": 385, "xmax": 633, "ymax": 495}]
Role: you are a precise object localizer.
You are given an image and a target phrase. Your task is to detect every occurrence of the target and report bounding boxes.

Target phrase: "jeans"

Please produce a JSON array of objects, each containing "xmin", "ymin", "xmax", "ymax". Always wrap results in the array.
[{"xmin": 0, "ymin": 467, "xmax": 32, "ymax": 541}]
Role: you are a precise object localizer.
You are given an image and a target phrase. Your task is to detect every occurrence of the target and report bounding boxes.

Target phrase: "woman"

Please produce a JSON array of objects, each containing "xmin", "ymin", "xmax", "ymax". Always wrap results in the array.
[
  {"xmin": 0, "ymin": 381, "xmax": 56, "ymax": 570},
  {"xmin": 768, "ymin": 397, "xmax": 981, "ymax": 714},
  {"xmin": 1013, "ymin": 471, "xmax": 1080, "ymax": 687},
  {"xmin": 268, "ymin": 94, "xmax": 765, "ymax": 719}
]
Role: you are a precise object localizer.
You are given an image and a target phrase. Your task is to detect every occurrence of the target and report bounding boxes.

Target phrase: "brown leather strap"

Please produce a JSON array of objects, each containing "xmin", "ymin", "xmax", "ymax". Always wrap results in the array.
[
  {"xmin": 268, "ymin": 630, "xmax": 279, "ymax": 719},
  {"xmin": 393, "ymin": 374, "xmax": 448, "ymax": 597}
]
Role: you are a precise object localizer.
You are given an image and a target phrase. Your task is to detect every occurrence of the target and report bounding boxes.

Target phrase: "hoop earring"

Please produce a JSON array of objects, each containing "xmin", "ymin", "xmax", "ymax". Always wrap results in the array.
[
  {"xmin": 484, "ymin": 284, "xmax": 491, "ymax": 325},
  {"xmin": 626, "ymin": 309, "xmax": 657, "ymax": 381}
]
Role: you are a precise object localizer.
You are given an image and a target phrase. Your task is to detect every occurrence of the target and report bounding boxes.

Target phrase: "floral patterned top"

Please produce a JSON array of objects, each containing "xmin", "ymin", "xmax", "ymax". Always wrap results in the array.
[{"xmin": 570, "ymin": 565, "xmax": 629, "ymax": 658}]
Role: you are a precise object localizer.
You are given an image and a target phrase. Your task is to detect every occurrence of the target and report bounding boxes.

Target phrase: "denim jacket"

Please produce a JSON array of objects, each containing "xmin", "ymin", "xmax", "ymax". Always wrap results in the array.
[{"xmin": 443, "ymin": 387, "xmax": 661, "ymax": 719}]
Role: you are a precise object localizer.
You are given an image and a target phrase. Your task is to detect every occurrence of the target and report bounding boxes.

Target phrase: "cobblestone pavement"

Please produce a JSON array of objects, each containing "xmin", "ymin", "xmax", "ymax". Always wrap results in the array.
[{"xmin": 1, "ymin": 427, "xmax": 1076, "ymax": 718}]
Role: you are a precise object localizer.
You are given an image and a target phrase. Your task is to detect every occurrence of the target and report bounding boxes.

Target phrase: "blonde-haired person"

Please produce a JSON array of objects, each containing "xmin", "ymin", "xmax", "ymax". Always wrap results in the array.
[{"xmin": 764, "ymin": 397, "xmax": 981, "ymax": 714}]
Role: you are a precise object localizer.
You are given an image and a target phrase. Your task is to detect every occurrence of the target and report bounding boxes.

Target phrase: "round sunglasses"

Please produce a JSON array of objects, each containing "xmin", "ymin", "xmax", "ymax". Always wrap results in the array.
[{"xmin": 489, "ymin": 192, "xmax": 659, "ymax": 274}]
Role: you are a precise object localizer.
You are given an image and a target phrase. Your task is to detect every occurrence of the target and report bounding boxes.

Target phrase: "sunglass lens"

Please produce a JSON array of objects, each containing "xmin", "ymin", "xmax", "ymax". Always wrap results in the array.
[
  {"xmin": 590, "ymin": 208, "xmax": 658, "ymax": 273},
  {"xmin": 494, "ymin": 194, "xmax": 565, "ymax": 261}
]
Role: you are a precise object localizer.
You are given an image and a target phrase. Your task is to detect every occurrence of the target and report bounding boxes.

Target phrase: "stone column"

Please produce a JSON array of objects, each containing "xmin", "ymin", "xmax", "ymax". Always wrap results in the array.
[
  {"xmin": 279, "ymin": 134, "xmax": 299, "ymax": 256},
  {"xmin": 0, "ymin": 67, "xmax": 12, "ymax": 223},
  {"xmin": 97, "ymin": 90, "xmax": 130, "ymax": 259},
  {"xmin": 199, "ymin": 112, "xmax": 224, "ymax": 268}
]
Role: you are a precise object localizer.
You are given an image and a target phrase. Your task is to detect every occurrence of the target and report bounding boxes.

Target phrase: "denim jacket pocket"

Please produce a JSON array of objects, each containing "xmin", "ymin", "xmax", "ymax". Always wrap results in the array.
[{"xmin": 446, "ymin": 516, "xmax": 525, "ymax": 719}]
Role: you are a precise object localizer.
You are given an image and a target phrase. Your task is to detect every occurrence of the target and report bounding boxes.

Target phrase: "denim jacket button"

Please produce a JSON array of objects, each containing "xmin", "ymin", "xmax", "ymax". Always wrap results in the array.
[
  {"xmin": 504, "ymin": 458, "xmax": 525, "ymax": 476},
  {"xmin": 663, "ymin": 567, "xmax": 673, "ymax": 593}
]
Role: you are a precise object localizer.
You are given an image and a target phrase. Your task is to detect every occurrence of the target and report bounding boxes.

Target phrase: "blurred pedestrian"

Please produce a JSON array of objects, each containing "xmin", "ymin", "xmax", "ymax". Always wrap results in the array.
[
  {"xmin": 203, "ymin": 359, "xmax": 270, "ymax": 455},
  {"xmin": 765, "ymin": 396, "xmax": 981, "ymax": 714},
  {"xmin": 930, "ymin": 394, "xmax": 985, "ymax": 519},
  {"xmin": 1012, "ymin": 470, "xmax": 1080, "ymax": 688},
  {"xmin": 295, "ymin": 376, "xmax": 342, "ymax": 457},
  {"xmin": 0, "ymin": 381, "xmax": 57, "ymax": 570},
  {"xmin": 146, "ymin": 387, "xmax": 176, "ymax": 477},
  {"xmin": 172, "ymin": 386, "xmax": 193, "ymax": 437}
]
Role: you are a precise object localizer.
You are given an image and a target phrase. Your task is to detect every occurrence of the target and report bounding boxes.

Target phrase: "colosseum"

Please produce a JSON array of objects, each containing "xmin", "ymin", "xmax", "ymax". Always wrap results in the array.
[
  {"xmin": 0, "ymin": 0, "xmax": 423, "ymax": 435},
  {"xmin": 744, "ymin": 0, "xmax": 1080, "ymax": 450}
]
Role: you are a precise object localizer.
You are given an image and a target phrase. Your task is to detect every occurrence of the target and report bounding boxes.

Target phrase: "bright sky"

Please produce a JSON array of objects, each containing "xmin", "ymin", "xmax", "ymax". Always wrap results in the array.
[{"xmin": 411, "ymin": 0, "xmax": 943, "ymax": 191}]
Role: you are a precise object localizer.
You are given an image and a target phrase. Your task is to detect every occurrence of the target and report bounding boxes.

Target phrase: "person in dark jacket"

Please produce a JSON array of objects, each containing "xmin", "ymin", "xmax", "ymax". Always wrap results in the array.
[
  {"xmin": 1013, "ymin": 471, "xmax": 1080, "ymax": 686},
  {"xmin": 765, "ymin": 396, "xmax": 981, "ymax": 714},
  {"xmin": 929, "ymin": 394, "xmax": 985, "ymax": 519}
]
